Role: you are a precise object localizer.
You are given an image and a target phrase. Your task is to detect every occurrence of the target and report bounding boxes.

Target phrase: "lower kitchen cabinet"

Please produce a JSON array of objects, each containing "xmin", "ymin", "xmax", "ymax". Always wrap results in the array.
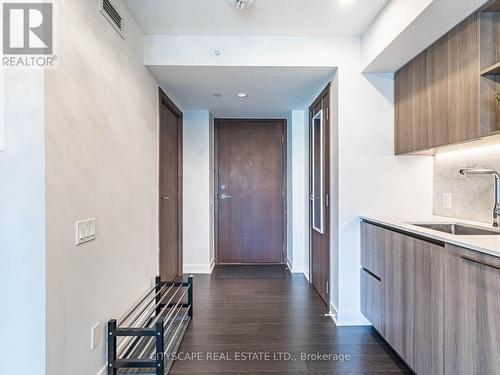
[
  {"xmin": 360, "ymin": 268, "xmax": 382, "ymax": 332},
  {"xmin": 443, "ymin": 245, "xmax": 500, "ymax": 375},
  {"xmin": 360, "ymin": 221, "xmax": 452, "ymax": 375},
  {"xmin": 383, "ymin": 229, "xmax": 444, "ymax": 375}
]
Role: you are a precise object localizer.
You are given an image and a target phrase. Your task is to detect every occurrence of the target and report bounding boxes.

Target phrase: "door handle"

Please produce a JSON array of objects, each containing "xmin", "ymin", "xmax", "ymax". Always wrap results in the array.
[
  {"xmin": 161, "ymin": 196, "xmax": 170, "ymax": 200},
  {"xmin": 220, "ymin": 193, "xmax": 232, "ymax": 200}
]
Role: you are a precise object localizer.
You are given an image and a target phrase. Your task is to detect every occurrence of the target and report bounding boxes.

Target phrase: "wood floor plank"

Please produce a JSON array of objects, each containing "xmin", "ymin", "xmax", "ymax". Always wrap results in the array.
[{"xmin": 170, "ymin": 266, "xmax": 411, "ymax": 375}]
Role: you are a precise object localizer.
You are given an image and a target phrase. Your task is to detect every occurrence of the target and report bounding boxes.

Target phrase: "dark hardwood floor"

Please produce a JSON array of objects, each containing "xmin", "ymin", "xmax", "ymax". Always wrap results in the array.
[{"xmin": 170, "ymin": 265, "xmax": 412, "ymax": 375}]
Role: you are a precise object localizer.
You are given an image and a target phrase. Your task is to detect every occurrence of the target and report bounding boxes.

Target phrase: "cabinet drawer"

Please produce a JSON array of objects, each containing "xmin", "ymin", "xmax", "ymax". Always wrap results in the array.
[
  {"xmin": 361, "ymin": 268, "xmax": 382, "ymax": 332},
  {"xmin": 361, "ymin": 222, "xmax": 385, "ymax": 278}
]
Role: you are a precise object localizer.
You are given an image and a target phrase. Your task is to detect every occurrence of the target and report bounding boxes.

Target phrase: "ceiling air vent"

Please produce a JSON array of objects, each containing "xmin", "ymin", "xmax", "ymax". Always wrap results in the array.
[{"xmin": 100, "ymin": 0, "xmax": 124, "ymax": 38}]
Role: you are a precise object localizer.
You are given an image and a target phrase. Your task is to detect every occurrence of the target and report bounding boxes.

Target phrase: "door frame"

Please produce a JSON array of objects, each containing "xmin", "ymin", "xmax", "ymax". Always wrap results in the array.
[
  {"xmin": 158, "ymin": 88, "xmax": 183, "ymax": 278},
  {"xmin": 309, "ymin": 83, "xmax": 331, "ymax": 305},
  {"xmin": 213, "ymin": 118, "xmax": 288, "ymax": 265}
]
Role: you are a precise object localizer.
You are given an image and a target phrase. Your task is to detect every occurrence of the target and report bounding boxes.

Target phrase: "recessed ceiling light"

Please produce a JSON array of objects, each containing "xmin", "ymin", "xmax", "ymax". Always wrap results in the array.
[
  {"xmin": 236, "ymin": 92, "xmax": 248, "ymax": 98},
  {"xmin": 213, "ymin": 93, "xmax": 222, "ymax": 97},
  {"xmin": 233, "ymin": 0, "xmax": 254, "ymax": 10}
]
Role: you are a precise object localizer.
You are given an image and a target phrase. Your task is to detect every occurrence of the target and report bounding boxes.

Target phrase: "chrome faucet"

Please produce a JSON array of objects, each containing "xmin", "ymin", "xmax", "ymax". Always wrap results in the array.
[{"xmin": 459, "ymin": 167, "xmax": 500, "ymax": 228}]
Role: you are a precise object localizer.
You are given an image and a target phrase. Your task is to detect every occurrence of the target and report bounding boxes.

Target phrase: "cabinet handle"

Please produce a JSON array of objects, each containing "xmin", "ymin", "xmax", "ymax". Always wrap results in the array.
[
  {"xmin": 461, "ymin": 256, "xmax": 500, "ymax": 272},
  {"xmin": 361, "ymin": 267, "xmax": 381, "ymax": 282}
]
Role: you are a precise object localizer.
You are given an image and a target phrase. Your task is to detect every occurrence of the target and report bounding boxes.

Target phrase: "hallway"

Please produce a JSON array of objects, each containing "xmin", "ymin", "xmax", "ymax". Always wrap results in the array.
[{"xmin": 171, "ymin": 266, "xmax": 411, "ymax": 374}]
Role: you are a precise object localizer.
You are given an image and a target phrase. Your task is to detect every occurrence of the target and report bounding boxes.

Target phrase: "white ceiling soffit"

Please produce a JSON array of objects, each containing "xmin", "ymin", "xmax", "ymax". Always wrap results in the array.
[
  {"xmin": 148, "ymin": 66, "xmax": 335, "ymax": 117},
  {"xmin": 362, "ymin": 0, "xmax": 491, "ymax": 72},
  {"xmin": 124, "ymin": 0, "xmax": 389, "ymax": 37}
]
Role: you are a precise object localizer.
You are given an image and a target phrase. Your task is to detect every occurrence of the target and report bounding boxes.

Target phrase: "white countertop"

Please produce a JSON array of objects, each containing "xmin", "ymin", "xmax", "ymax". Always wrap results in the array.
[{"xmin": 360, "ymin": 215, "xmax": 500, "ymax": 258}]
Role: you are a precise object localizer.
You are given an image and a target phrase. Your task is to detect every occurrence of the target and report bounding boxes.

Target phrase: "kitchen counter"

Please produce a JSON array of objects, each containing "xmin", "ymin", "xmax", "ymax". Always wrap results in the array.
[{"xmin": 360, "ymin": 215, "xmax": 500, "ymax": 258}]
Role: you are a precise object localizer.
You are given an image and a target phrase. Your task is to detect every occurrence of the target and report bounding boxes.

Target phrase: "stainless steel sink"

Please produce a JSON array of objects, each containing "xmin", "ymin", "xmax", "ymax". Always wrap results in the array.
[{"xmin": 411, "ymin": 223, "xmax": 500, "ymax": 236}]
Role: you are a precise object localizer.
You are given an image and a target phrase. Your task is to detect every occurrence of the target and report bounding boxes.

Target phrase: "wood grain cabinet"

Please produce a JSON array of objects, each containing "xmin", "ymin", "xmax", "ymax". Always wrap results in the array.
[
  {"xmin": 443, "ymin": 244, "xmax": 500, "ymax": 375},
  {"xmin": 395, "ymin": 52, "xmax": 430, "ymax": 154},
  {"xmin": 361, "ymin": 221, "xmax": 500, "ymax": 374},
  {"xmin": 380, "ymin": 227, "xmax": 444, "ymax": 375},
  {"xmin": 360, "ymin": 268, "xmax": 382, "ymax": 332},
  {"xmin": 395, "ymin": 5, "xmax": 500, "ymax": 154},
  {"xmin": 360, "ymin": 222, "xmax": 387, "ymax": 333},
  {"xmin": 360, "ymin": 222, "xmax": 385, "ymax": 278}
]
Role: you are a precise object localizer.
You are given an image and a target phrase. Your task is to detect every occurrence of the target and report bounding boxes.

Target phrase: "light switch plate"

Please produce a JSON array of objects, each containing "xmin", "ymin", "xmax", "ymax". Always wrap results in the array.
[
  {"xmin": 76, "ymin": 218, "xmax": 96, "ymax": 245},
  {"xmin": 90, "ymin": 322, "xmax": 101, "ymax": 350},
  {"xmin": 443, "ymin": 193, "xmax": 452, "ymax": 209}
]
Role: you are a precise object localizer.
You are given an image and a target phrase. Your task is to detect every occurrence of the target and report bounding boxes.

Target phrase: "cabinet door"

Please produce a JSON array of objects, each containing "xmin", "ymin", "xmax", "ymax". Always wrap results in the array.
[
  {"xmin": 360, "ymin": 268, "xmax": 382, "ymax": 332},
  {"xmin": 396, "ymin": 12, "xmax": 481, "ymax": 153},
  {"xmin": 360, "ymin": 222, "xmax": 384, "ymax": 278},
  {"xmin": 401, "ymin": 237, "xmax": 445, "ymax": 375},
  {"xmin": 444, "ymin": 245, "xmax": 500, "ymax": 375},
  {"xmin": 427, "ymin": 35, "xmax": 450, "ymax": 148},
  {"xmin": 447, "ymin": 13, "xmax": 480, "ymax": 143},
  {"xmin": 383, "ymin": 232, "xmax": 445, "ymax": 375},
  {"xmin": 382, "ymin": 230, "xmax": 404, "ymax": 353},
  {"xmin": 395, "ymin": 52, "xmax": 430, "ymax": 154}
]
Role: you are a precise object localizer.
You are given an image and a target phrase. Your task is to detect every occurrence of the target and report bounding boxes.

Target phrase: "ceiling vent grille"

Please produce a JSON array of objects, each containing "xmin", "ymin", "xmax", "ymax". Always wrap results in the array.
[{"xmin": 100, "ymin": 0, "xmax": 124, "ymax": 38}]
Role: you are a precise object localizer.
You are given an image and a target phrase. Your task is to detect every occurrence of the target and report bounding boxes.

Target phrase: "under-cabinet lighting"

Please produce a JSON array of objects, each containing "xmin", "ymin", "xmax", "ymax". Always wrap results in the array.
[{"xmin": 435, "ymin": 142, "xmax": 500, "ymax": 159}]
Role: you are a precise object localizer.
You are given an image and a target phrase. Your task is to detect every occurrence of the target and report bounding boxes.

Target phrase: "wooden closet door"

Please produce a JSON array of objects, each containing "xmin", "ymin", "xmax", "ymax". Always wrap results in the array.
[
  {"xmin": 159, "ymin": 90, "xmax": 183, "ymax": 281},
  {"xmin": 310, "ymin": 85, "xmax": 330, "ymax": 306}
]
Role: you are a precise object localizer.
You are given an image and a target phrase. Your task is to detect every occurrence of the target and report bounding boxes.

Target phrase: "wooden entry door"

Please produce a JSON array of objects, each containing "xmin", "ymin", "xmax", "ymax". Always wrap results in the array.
[
  {"xmin": 310, "ymin": 85, "xmax": 331, "ymax": 305},
  {"xmin": 159, "ymin": 89, "xmax": 183, "ymax": 281},
  {"xmin": 216, "ymin": 119, "xmax": 286, "ymax": 264}
]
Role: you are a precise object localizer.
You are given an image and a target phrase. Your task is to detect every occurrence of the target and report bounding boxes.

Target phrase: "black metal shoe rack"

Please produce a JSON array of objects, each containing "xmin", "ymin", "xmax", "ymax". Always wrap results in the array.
[{"xmin": 107, "ymin": 275, "xmax": 193, "ymax": 375}]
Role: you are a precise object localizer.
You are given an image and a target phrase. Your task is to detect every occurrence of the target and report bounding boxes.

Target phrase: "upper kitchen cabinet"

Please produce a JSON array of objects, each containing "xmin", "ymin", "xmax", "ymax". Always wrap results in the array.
[
  {"xmin": 480, "ymin": 5, "xmax": 500, "ymax": 135},
  {"xmin": 395, "ymin": 51, "xmax": 430, "ymax": 154},
  {"xmin": 395, "ymin": 2, "xmax": 500, "ymax": 155},
  {"xmin": 446, "ymin": 13, "xmax": 481, "ymax": 144}
]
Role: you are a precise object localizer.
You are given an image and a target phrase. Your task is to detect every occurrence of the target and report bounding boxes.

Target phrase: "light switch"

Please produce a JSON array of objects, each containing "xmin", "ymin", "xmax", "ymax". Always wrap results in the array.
[
  {"xmin": 76, "ymin": 218, "xmax": 96, "ymax": 245},
  {"xmin": 90, "ymin": 322, "xmax": 101, "ymax": 350}
]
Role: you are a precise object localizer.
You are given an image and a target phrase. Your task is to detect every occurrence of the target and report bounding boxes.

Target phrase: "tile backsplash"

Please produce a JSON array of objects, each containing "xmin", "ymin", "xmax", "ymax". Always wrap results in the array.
[{"xmin": 433, "ymin": 145, "xmax": 500, "ymax": 224}]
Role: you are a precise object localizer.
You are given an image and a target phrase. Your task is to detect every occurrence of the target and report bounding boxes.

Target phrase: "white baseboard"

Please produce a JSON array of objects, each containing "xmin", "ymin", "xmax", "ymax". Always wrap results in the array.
[
  {"xmin": 303, "ymin": 271, "xmax": 310, "ymax": 281},
  {"xmin": 210, "ymin": 258, "xmax": 215, "ymax": 272},
  {"xmin": 183, "ymin": 263, "xmax": 213, "ymax": 274},
  {"xmin": 333, "ymin": 309, "xmax": 371, "ymax": 326},
  {"xmin": 327, "ymin": 303, "xmax": 339, "ymax": 325},
  {"xmin": 291, "ymin": 263, "xmax": 305, "ymax": 273},
  {"xmin": 286, "ymin": 257, "xmax": 293, "ymax": 271}
]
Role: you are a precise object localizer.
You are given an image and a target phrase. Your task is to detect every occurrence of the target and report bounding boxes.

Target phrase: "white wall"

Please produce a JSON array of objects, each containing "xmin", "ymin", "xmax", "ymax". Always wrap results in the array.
[
  {"xmin": 362, "ymin": 0, "xmax": 489, "ymax": 72},
  {"xmin": 290, "ymin": 110, "xmax": 309, "ymax": 275},
  {"xmin": 145, "ymin": 35, "xmax": 434, "ymax": 325},
  {"xmin": 362, "ymin": 0, "xmax": 433, "ymax": 70},
  {"xmin": 0, "ymin": 69, "xmax": 45, "ymax": 375},
  {"xmin": 329, "ymin": 73, "xmax": 340, "ymax": 310},
  {"xmin": 183, "ymin": 110, "xmax": 214, "ymax": 273},
  {"xmin": 337, "ymin": 72, "xmax": 433, "ymax": 324},
  {"xmin": 44, "ymin": 0, "xmax": 160, "ymax": 373},
  {"xmin": 209, "ymin": 112, "xmax": 215, "ymax": 265},
  {"xmin": 286, "ymin": 113, "xmax": 293, "ymax": 269}
]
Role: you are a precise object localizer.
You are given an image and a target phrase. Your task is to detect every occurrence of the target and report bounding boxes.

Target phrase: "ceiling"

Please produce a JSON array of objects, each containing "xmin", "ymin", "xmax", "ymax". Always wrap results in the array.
[
  {"xmin": 149, "ymin": 66, "xmax": 335, "ymax": 117},
  {"xmin": 124, "ymin": 0, "xmax": 389, "ymax": 36}
]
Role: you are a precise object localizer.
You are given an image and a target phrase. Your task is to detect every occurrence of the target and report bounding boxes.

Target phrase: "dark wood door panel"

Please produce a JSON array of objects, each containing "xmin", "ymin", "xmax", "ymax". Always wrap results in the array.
[
  {"xmin": 216, "ymin": 119, "xmax": 286, "ymax": 264},
  {"xmin": 159, "ymin": 89, "xmax": 182, "ymax": 281},
  {"xmin": 310, "ymin": 85, "xmax": 331, "ymax": 306}
]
